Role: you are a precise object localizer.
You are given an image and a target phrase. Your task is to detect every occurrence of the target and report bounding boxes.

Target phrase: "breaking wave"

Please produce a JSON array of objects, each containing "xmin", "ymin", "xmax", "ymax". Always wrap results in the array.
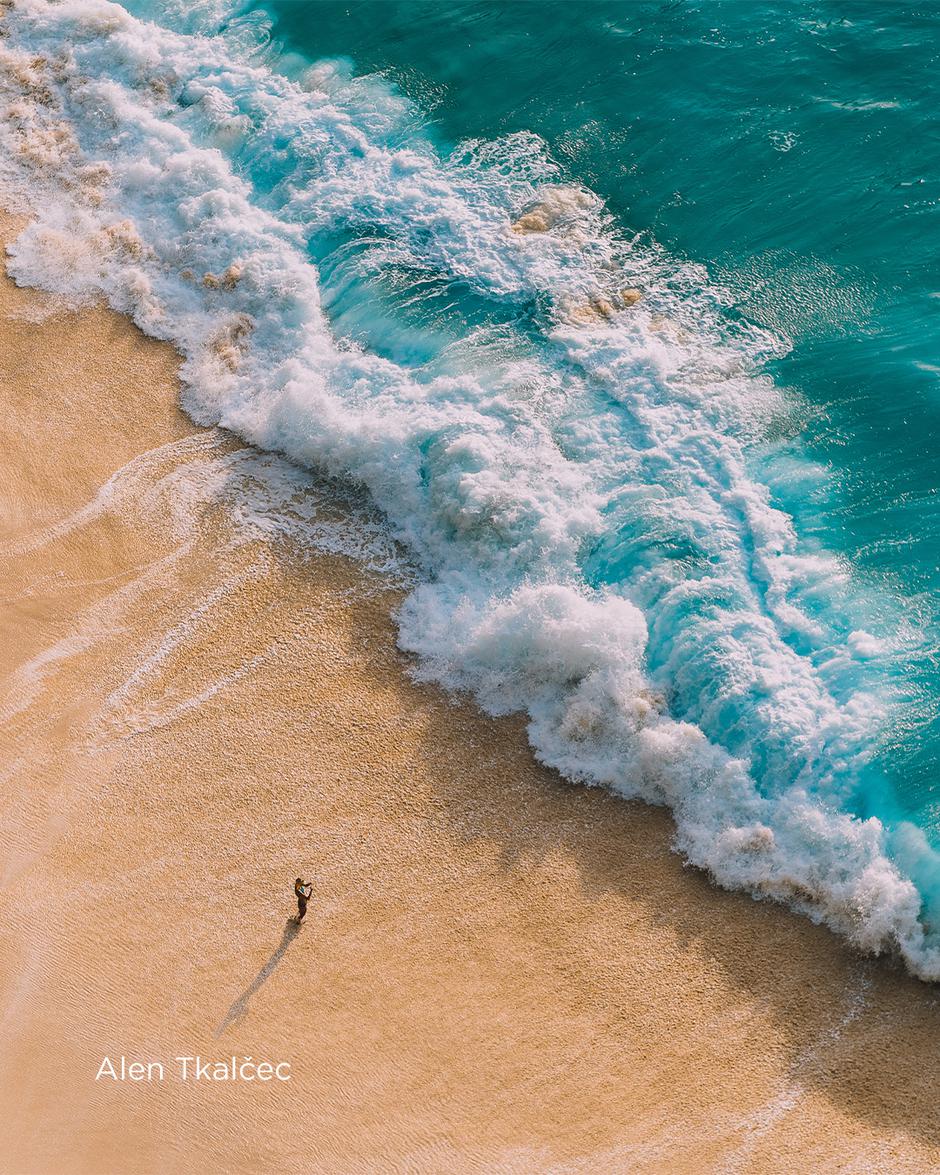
[{"xmin": 1, "ymin": 0, "xmax": 936, "ymax": 975}]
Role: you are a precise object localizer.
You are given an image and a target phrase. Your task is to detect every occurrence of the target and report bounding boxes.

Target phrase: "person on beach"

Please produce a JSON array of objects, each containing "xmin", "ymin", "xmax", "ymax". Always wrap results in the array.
[{"xmin": 294, "ymin": 877, "xmax": 312, "ymax": 923}]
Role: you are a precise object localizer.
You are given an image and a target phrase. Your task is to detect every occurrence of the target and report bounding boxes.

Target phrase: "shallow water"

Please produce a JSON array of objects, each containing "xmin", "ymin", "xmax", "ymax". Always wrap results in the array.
[{"xmin": 4, "ymin": 0, "xmax": 940, "ymax": 973}]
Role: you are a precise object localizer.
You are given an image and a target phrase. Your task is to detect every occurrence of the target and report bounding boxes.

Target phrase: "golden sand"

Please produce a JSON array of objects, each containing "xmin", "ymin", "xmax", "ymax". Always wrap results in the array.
[{"xmin": 1, "ymin": 207, "xmax": 940, "ymax": 1173}]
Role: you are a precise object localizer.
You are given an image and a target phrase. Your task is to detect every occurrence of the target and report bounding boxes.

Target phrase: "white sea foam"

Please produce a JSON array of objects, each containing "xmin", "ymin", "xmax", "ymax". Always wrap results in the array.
[{"xmin": 1, "ymin": 0, "xmax": 937, "ymax": 975}]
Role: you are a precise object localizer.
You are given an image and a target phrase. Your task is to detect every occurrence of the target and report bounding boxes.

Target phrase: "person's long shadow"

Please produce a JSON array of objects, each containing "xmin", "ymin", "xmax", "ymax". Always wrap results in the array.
[{"xmin": 216, "ymin": 918, "xmax": 301, "ymax": 1037}]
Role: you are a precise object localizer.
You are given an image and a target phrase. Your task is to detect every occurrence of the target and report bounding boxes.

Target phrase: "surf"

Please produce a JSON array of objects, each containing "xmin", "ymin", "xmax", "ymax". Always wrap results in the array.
[{"xmin": 0, "ymin": 0, "xmax": 936, "ymax": 976}]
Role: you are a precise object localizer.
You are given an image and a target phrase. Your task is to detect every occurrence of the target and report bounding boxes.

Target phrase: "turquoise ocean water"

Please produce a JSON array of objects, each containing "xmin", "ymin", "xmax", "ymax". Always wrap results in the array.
[
  {"xmin": 3, "ymin": 0, "xmax": 940, "ymax": 973},
  {"xmin": 261, "ymin": 0, "xmax": 940, "ymax": 819}
]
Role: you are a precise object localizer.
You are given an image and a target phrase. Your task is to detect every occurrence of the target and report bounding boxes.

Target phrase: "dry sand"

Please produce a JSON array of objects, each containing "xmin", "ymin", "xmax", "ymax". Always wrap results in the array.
[{"xmin": 1, "ymin": 206, "xmax": 940, "ymax": 1173}]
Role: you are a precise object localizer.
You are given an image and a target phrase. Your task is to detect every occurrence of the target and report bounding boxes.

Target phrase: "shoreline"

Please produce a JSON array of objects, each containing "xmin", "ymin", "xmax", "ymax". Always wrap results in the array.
[{"xmin": 1, "ymin": 206, "xmax": 940, "ymax": 1172}]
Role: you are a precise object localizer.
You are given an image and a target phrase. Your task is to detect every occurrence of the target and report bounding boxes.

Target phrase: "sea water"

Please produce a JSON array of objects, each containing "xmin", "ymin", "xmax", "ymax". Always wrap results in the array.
[{"xmin": 2, "ymin": 0, "xmax": 940, "ymax": 975}]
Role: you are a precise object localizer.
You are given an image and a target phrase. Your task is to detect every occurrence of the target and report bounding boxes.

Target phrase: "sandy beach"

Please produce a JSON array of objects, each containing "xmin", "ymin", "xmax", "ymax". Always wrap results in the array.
[{"xmin": 1, "ymin": 203, "xmax": 940, "ymax": 1173}]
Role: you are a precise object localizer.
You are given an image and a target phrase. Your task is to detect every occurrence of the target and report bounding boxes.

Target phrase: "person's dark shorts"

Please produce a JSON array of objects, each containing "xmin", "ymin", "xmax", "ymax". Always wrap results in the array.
[{"xmin": 297, "ymin": 896, "xmax": 308, "ymax": 917}]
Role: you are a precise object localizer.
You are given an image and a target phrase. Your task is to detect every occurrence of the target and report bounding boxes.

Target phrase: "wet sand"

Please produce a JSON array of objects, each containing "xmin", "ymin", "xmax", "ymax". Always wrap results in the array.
[{"xmin": 1, "ymin": 205, "xmax": 940, "ymax": 1173}]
